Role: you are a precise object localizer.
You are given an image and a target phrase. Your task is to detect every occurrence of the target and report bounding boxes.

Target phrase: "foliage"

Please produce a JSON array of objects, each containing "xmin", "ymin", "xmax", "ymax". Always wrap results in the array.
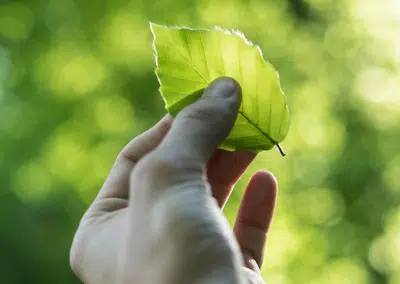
[
  {"xmin": 1, "ymin": 0, "xmax": 399, "ymax": 283},
  {"xmin": 151, "ymin": 23, "xmax": 289, "ymax": 153}
]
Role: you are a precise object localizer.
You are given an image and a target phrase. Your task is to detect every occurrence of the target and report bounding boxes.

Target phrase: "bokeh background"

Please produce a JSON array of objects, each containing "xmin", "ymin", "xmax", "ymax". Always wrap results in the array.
[{"xmin": 1, "ymin": 0, "xmax": 399, "ymax": 283}]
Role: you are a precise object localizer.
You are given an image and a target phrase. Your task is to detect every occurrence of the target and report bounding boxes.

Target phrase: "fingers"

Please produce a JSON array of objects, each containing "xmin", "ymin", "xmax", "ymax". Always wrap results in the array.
[
  {"xmin": 234, "ymin": 171, "xmax": 277, "ymax": 268},
  {"xmin": 152, "ymin": 77, "xmax": 242, "ymax": 169},
  {"xmin": 96, "ymin": 114, "xmax": 173, "ymax": 201},
  {"xmin": 121, "ymin": 114, "xmax": 173, "ymax": 164},
  {"xmin": 207, "ymin": 150, "xmax": 257, "ymax": 208}
]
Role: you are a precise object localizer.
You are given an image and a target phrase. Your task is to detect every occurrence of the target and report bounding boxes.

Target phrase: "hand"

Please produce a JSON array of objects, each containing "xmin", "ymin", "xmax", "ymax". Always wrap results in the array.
[{"xmin": 70, "ymin": 77, "xmax": 278, "ymax": 284}]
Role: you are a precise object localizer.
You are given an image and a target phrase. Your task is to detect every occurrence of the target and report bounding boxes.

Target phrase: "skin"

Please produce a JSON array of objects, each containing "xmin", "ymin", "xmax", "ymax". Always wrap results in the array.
[{"xmin": 70, "ymin": 77, "xmax": 278, "ymax": 284}]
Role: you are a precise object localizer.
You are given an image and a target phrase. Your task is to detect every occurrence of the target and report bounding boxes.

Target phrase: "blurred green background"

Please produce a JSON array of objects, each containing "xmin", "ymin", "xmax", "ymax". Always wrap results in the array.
[{"xmin": 1, "ymin": 0, "xmax": 399, "ymax": 283}]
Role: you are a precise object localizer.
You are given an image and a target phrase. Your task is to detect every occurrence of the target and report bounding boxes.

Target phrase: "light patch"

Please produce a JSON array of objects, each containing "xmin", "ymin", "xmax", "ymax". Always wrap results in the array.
[
  {"xmin": 41, "ymin": 128, "xmax": 90, "ymax": 184},
  {"xmin": 61, "ymin": 55, "xmax": 106, "ymax": 96},
  {"xmin": 309, "ymin": 259, "xmax": 368, "ymax": 284},
  {"xmin": 198, "ymin": 0, "xmax": 245, "ymax": 27},
  {"xmin": 94, "ymin": 97, "xmax": 134, "ymax": 134},
  {"xmin": 75, "ymin": 140, "xmax": 122, "ymax": 204},
  {"xmin": 351, "ymin": 0, "xmax": 400, "ymax": 24},
  {"xmin": 99, "ymin": 10, "xmax": 151, "ymax": 68},
  {"xmin": 356, "ymin": 68, "xmax": 400, "ymax": 129},
  {"xmin": 357, "ymin": 68, "xmax": 400, "ymax": 106},
  {"xmin": 249, "ymin": 0, "xmax": 292, "ymax": 42},
  {"xmin": 13, "ymin": 161, "xmax": 52, "ymax": 203},
  {"xmin": 291, "ymin": 152, "xmax": 331, "ymax": 187},
  {"xmin": 369, "ymin": 233, "xmax": 400, "ymax": 273},
  {"xmin": 262, "ymin": 218, "xmax": 300, "ymax": 270},
  {"xmin": 350, "ymin": 0, "xmax": 400, "ymax": 64},
  {"xmin": 262, "ymin": 274, "xmax": 288, "ymax": 284},
  {"xmin": 292, "ymin": 187, "xmax": 344, "ymax": 225},
  {"xmin": 296, "ymin": 228, "xmax": 330, "ymax": 267},
  {"xmin": 295, "ymin": 108, "xmax": 344, "ymax": 152},
  {"xmin": 34, "ymin": 44, "xmax": 107, "ymax": 99}
]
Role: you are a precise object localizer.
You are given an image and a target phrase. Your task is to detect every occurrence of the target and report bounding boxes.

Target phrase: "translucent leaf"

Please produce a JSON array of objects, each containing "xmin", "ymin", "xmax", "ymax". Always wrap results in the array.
[{"xmin": 150, "ymin": 22, "xmax": 290, "ymax": 155}]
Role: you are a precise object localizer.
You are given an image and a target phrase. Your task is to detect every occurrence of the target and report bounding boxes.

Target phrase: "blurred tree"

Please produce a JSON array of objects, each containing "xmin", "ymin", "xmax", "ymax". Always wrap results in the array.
[{"xmin": 1, "ymin": 0, "xmax": 399, "ymax": 283}]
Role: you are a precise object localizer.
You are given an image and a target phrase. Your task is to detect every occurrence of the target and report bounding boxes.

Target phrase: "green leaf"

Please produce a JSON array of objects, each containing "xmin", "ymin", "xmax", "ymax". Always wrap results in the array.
[{"xmin": 150, "ymin": 22, "xmax": 290, "ymax": 155}]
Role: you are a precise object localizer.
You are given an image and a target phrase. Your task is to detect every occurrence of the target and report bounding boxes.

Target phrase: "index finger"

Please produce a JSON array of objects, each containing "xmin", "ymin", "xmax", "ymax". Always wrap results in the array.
[{"xmin": 207, "ymin": 150, "xmax": 257, "ymax": 208}]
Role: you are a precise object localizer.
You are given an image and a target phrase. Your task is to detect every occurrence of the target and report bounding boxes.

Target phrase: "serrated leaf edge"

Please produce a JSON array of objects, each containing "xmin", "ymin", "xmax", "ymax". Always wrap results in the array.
[{"xmin": 150, "ymin": 21, "xmax": 290, "ymax": 155}]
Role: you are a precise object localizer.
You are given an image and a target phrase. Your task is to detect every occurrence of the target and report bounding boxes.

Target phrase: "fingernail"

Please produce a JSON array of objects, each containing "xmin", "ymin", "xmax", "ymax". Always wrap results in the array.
[{"xmin": 206, "ymin": 77, "xmax": 241, "ymax": 98}]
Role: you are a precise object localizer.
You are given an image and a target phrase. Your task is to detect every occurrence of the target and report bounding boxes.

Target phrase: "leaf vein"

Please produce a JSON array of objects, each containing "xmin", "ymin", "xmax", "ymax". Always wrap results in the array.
[
  {"xmin": 199, "ymin": 30, "xmax": 210, "ymax": 82},
  {"xmin": 219, "ymin": 34, "xmax": 225, "ymax": 74},
  {"xmin": 239, "ymin": 112, "xmax": 277, "ymax": 146},
  {"xmin": 163, "ymin": 32, "xmax": 208, "ymax": 84},
  {"xmin": 227, "ymin": 133, "xmax": 266, "ymax": 140},
  {"xmin": 160, "ymin": 73, "xmax": 205, "ymax": 84},
  {"xmin": 255, "ymin": 54, "xmax": 260, "ymax": 125},
  {"xmin": 267, "ymin": 93, "xmax": 272, "ymax": 134},
  {"xmin": 238, "ymin": 39, "xmax": 244, "ymax": 113},
  {"xmin": 182, "ymin": 30, "xmax": 192, "ymax": 63}
]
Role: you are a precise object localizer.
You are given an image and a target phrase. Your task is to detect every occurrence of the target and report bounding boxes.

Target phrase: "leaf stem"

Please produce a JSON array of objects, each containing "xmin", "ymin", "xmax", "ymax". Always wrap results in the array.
[{"xmin": 276, "ymin": 144, "xmax": 286, "ymax": 157}]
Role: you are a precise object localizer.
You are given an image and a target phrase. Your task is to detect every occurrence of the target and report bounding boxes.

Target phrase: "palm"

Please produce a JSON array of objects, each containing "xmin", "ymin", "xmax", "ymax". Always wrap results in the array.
[{"xmin": 71, "ymin": 147, "xmax": 275, "ymax": 284}]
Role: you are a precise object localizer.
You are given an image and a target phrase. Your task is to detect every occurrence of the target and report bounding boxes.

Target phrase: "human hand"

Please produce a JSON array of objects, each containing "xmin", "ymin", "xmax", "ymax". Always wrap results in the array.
[{"xmin": 70, "ymin": 77, "xmax": 277, "ymax": 284}]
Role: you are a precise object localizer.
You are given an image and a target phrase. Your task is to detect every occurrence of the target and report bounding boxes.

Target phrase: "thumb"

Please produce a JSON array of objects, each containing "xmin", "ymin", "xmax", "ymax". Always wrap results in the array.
[
  {"xmin": 123, "ymin": 77, "xmax": 244, "ymax": 283},
  {"xmin": 155, "ymin": 77, "xmax": 242, "ymax": 166}
]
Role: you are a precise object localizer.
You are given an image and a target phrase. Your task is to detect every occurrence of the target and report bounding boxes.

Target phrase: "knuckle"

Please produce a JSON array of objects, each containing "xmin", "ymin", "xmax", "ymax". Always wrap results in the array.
[
  {"xmin": 133, "ymin": 153, "xmax": 176, "ymax": 180},
  {"xmin": 134, "ymin": 151, "xmax": 199, "ymax": 181},
  {"xmin": 131, "ymin": 151, "xmax": 203, "ymax": 198}
]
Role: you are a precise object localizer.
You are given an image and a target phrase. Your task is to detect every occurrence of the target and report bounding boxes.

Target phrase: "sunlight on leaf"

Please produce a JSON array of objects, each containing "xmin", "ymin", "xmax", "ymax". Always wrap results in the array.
[{"xmin": 150, "ymin": 22, "xmax": 290, "ymax": 154}]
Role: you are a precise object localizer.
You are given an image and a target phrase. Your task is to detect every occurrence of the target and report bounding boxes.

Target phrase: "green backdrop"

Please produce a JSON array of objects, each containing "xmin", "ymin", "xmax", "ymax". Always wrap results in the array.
[{"xmin": 1, "ymin": 0, "xmax": 399, "ymax": 283}]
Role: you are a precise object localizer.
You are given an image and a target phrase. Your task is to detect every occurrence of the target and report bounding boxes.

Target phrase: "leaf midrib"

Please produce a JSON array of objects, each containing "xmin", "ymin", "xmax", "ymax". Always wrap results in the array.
[
  {"xmin": 167, "ymin": 86, "xmax": 278, "ymax": 147},
  {"xmin": 167, "ymin": 28, "xmax": 278, "ymax": 147},
  {"xmin": 238, "ymin": 112, "xmax": 277, "ymax": 146}
]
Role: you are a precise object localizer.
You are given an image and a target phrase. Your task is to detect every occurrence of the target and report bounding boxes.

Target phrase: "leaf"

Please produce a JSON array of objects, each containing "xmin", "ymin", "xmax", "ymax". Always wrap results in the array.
[{"xmin": 150, "ymin": 22, "xmax": 290, "ymax": 155}]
